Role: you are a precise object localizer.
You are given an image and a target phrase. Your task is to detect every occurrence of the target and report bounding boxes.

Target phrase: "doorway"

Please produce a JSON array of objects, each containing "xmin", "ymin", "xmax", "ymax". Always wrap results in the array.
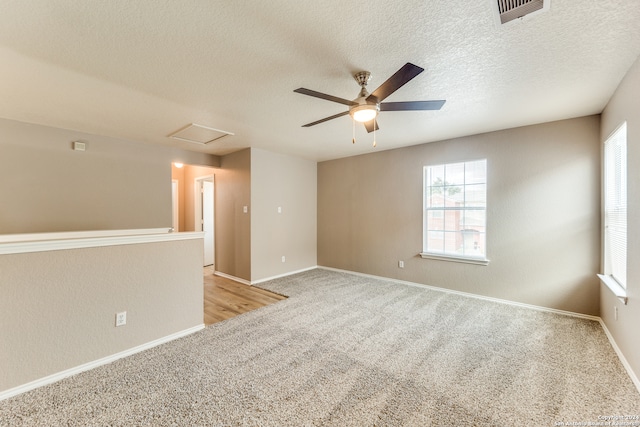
[
  {"xmin": 195, "ymin": 176, "xmax": 215, "ymax": 267},
  {"xmin": 171, "ymin": 163, "xmax": 216, "ymax": 268}
]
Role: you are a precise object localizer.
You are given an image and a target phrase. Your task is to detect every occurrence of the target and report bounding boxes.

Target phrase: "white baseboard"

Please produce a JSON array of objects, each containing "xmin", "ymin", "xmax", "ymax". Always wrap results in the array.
[
  {"xmin": 214, "ymin": 266, "xmax": 318, "ymax": 286},
  {"xmin": 319, "ymin": 266, "xmax": 640, "ymax": 394},
  {"xmin": 319, "ymin": 266, "xmax": 600, "ymax": 320},
  {"xmin": 251, "ymin": 266, "xmax": 318, "ymax": 285},
  {"xmin": 0, "ymin": 324, "xmax": 205, "ymax": 402},
  {"xmin": 598, "ymin": 320, "xmax": 640, "ymax": 394},
  {"xmin": 213, "ymin": 271, "xmax": 251, "ymax": 285}
]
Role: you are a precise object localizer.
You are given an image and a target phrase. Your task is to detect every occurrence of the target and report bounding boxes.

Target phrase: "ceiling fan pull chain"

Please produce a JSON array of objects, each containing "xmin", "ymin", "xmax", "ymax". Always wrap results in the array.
[
  {"xmin": 352, "ymin": 118, "xmax": 356, "ymax": 144},
  {"xmin": 373, "ymin": 119, "xmax": 377, "ymax": 147}
]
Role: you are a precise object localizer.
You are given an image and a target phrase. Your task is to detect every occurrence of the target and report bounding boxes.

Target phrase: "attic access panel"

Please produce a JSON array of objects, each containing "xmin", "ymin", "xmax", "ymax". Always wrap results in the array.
[
  {"xmin": 169, "ymin": 123, "xmax": 234, "ymax": 145},
  {"xmin": 495, "ymin": 0, "xmax": 550, "ymax": 25}
]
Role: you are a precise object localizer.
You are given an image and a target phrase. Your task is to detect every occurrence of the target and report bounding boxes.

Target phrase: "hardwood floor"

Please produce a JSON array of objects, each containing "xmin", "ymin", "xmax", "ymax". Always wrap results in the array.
[{"xmin": 203, "ymin": 272, "xmax": 287, "ymax": 325}]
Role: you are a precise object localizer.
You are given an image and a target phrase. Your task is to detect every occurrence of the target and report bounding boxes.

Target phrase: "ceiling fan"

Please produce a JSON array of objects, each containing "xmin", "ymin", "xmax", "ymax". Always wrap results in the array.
[{"xmin": 294, "ymin": 62, "xmax": 445, "ymax": 134}]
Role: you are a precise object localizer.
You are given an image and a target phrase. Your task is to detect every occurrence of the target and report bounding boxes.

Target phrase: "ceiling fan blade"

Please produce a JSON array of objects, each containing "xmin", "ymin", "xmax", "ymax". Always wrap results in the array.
[
  {"xmin": 301, "ymin": 110, "xmax": 350, "ymax": 127},
  {"xmin": 380, "ymin": 100, "xmax": 446, "ymax": 111},
  {"xmin": 367, "ymin": 63, "xmax": 424, "ymax": 103},
  {"xmin": 363, "ymin": 119, "xmax": 379, "ymax": 133},
  {"xmin": 294, "ymin": 88, "xmax": 358, "ymax": 106}
]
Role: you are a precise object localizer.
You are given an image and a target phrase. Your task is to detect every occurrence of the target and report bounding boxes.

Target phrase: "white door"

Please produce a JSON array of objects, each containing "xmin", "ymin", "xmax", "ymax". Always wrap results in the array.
[{"xmin": 198, "ymin": 178, "xmax": 215, "ymax": 267}]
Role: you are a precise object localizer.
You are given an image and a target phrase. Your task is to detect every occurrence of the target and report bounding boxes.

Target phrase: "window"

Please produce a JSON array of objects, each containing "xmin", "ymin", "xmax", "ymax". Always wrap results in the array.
[
  {"xmin": 422, "ymin": 159, "xmax": 488, "ymax": 264},
  {"xmin": 603, "ymin": 122, "xmax": 627, "ymax": 289}
]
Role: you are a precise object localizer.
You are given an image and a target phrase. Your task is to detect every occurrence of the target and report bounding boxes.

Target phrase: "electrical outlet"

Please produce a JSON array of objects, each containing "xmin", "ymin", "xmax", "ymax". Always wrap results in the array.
[
  {"xmin": 116, "ymin": 311, "xmax": 127, "ymax": 327},
  {"xmin": 398, "ymin": 260, "xmax": 404, "ymax": 268},
  {"xmin": 281, "ymin": 255, "xmax": 286, "ymax": 263}
]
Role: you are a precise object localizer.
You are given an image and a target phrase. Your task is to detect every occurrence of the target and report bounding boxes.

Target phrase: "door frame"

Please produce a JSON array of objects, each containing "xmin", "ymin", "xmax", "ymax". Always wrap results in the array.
[
  {"xmin": 171, "ymin": 179, "xmax": 179, "ymax": 232},
  {"xmin": 194, "ymin": 175, "xmax": 215, "ymax": 267}
]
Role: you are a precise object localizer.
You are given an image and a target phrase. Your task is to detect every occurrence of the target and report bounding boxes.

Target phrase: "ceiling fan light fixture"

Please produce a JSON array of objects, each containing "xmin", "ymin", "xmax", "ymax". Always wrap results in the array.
[
  {"xmin": 350, "ymin": 104, "xmax": 379, "ymax": 123},
  {"xmin": 295, "ymin": 63, "xmax": 445, "ymax": 135}
]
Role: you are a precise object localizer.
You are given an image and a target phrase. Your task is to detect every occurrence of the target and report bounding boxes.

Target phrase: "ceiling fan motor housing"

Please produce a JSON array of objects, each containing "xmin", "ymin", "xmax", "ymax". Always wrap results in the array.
[
  {"xmin": 353, "ymin": 71, "xmax": 371, "ymax": 87},
  {"xmin": 353, "ymin": 71, "xmax": 375, "ymax": 101},
  {"xmin": 350, "ymin": 71, "xmax": 379, "ymax": 122}
]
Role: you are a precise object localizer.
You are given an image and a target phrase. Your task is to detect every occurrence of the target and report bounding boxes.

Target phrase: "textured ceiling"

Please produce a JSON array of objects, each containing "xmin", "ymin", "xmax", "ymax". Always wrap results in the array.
[{"xmin": 0, "ymin": 1, "xmax": 639, "ymax": 161}]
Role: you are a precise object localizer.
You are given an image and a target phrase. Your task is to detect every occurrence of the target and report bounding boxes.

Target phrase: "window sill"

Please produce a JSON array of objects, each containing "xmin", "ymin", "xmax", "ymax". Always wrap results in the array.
[
  {"xmin": 597, "ymin": 274, "xmax": 628, "ymax": 305},
  {"xmin": 420, "ymin": 252, "xmax": 490, "ymax": 266}
]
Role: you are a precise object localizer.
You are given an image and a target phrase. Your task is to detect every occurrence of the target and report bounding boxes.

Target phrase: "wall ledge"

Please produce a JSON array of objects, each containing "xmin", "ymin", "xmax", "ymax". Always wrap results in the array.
[{"xmin": 0, "ymin": 228, "xmax": 204, "ymax": 255}]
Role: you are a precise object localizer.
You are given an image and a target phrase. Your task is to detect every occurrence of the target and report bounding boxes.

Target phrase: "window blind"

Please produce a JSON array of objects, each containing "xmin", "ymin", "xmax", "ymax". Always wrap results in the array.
[{"xmin": 603, "ymin": 122, "xmax": 627, "ymax": 288}]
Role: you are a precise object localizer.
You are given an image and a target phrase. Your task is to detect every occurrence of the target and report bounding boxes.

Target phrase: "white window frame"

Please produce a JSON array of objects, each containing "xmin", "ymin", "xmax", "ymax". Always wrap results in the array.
[
  {"xmin": 598, "ymin": 122, "xmax": 628, "ymax": 304},
  {"xmin": 421, "ymin": 159, "xmax": 489, "ymax": 265}
]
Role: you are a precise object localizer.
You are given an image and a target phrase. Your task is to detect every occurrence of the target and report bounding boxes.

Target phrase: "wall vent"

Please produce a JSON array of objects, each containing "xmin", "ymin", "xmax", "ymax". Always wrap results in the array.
[
  {"xmin": 169, "ymin": 123, "xmax": 234, "ymax": 145},
  {"xmin": 495, "ymin": 0, "xmax": 550, "ymax": 25}
]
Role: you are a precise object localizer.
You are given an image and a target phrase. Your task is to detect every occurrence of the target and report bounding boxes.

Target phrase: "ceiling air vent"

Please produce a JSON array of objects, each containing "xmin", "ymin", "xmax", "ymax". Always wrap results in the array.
[
  {"xmin": 169, "ymin": 123, "xmax": 234, "ymax": 145},
  {"xmin": 495, "ymin": 0, "xmax": 550, "ymax": 25}
]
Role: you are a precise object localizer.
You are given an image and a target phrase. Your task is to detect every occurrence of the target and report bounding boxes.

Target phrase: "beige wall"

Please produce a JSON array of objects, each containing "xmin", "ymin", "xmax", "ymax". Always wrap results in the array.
[
  {"xmin": 213, "ymin": 148, "xmax": 318, "ymax": 282},
  {"xmin": 214, "ymin": 149, "xmax": 251, "ymax": 281},
  {"xmin": 0, "ymin": 118, "xmax": 219, "ymax": 234},
  {"xmin": 251, "ymin": 148, "xmax": 317, "ymax": 281},
  {"xmin": 0, "ymin": 238, "xmax": 204, "ymax": 393},
  {"xmin": 319, "ymin": 115, "xmax": 601, "ymax": 315},
  {"xmin": 600, "ymin": 55, "xmax": 640, "ymax": 380}
]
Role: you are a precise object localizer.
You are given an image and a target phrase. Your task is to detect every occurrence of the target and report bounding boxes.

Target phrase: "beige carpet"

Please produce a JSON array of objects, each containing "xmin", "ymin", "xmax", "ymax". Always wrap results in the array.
[{"xmin": 1, "ymin": 269, "xmax": 638, "ymax": 426}]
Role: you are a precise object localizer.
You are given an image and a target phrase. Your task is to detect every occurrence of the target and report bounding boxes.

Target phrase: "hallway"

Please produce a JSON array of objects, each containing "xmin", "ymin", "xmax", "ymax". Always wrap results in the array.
[{"xmin": 203, "ymin": 271, "xmax": 287, "ymax": 325}]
